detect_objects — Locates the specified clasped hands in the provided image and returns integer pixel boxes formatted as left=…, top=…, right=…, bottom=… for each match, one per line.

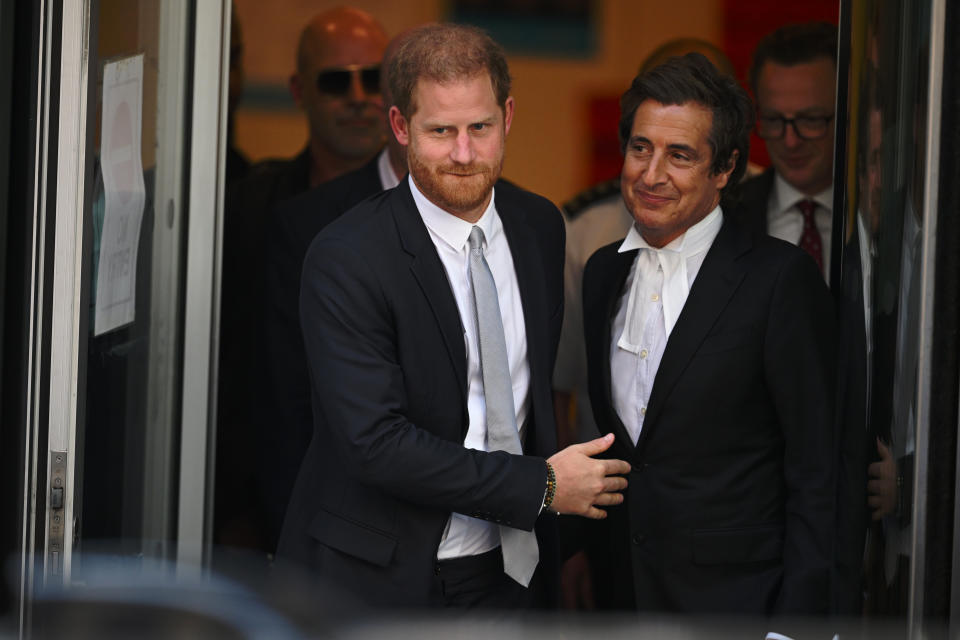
left=547, top=433, right=630, bottom=519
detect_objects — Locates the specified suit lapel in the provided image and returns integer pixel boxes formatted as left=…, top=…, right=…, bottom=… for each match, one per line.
left=497, top=194, right=545, bottom=379
left=635, top=218, right=751, bottom=453
left=391, top=181, right=469, bottom=414
left=598, top=248, right=640, bottom=453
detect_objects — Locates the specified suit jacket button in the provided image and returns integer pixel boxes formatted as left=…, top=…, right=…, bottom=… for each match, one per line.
left=632, top=533, right=645, bottom=545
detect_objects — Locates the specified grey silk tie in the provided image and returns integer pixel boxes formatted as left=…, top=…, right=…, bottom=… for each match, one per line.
left=467, top=225, right=539, bottom=587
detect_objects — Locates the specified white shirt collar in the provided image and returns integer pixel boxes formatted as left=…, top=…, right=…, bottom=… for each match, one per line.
left=408, top=174, right=498, bottom=253
left=772, top=172, right=833, bottom=215
left=377, top=148, right=401, bottom=191
left=616, top=205, right=723, bottom=350
left=618, top=204, right=722, bottom=258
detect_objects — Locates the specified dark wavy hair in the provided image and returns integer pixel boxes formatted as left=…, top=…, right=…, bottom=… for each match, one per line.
left=387, top=23, right=511, bottom=118
left=749, top=22, right=838, bottom=96
left=618, top=52, right=754, bottom=190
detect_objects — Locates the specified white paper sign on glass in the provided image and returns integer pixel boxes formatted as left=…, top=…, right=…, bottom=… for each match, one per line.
left=95, top=54, right=146, bottom=336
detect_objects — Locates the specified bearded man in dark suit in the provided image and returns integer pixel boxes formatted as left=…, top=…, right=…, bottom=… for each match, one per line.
left=581, top=53, right=836, bottom=618
left=278, top=23, right=630, bottom=609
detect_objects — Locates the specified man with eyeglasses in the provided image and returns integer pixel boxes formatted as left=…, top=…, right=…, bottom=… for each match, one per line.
left=735, top=22, right=838, bottom=281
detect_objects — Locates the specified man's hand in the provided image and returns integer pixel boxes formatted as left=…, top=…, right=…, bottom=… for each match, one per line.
left=547, top=433, right=630, bottom=518
left=867, top=438, right=896, bottom=520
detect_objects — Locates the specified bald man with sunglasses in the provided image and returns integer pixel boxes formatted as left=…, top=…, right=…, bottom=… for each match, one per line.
left=215, top=7, right=388, bottom=554
left=289, top=7, right=389, bottom=187
left=254, top=30, right=412, bottom=553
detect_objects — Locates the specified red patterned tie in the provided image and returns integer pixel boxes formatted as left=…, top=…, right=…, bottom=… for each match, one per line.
left=797, top=199, right=823, bottom=273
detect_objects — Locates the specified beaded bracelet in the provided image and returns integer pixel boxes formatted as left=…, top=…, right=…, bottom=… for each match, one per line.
left=544, top=461, right=557, bottom=512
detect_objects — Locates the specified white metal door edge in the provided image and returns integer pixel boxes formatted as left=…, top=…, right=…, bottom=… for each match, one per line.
left=140, top=0, right=190, bottom=556
left=908, top=0, right=946, bottom=635
left=176, top=0, right=228, bottom=577
left=45, top=0, right=92, bottom=584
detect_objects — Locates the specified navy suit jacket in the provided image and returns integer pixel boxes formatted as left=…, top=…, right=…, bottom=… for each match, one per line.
left=277, top=178, right=565, bottom=606
left=257, top=158, right=384, bottom=549
left=583, top=214, right=836, bottom=615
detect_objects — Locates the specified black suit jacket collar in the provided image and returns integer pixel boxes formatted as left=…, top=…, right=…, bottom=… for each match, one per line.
left=592, top=247, right=636, bottom=451
left=390, top=179, right=549, bottom=441
left=359, top=153, right=388, bottom=190
left=729, top=168, right=775, bottom=236
left=498, top=189, right=552, bottom=425
left=597, top=216, right=753, bottom=455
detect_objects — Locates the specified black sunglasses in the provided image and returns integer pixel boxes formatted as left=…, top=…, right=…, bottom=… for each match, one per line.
left=316, top=64, right=381, bottom=97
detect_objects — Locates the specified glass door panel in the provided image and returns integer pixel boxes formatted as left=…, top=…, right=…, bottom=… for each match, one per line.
left=837, top=0, right=946, bottom=632
left=76, top=0, right=192, bottom=565
left=33, top=0, right=218, bottom=590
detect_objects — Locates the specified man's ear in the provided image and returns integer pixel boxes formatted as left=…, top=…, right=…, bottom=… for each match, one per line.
left=503, top=96, right=515, bottom=135
left=389, top=106, right=410, bottom=146
left=289, top=73, right=303, bottom=108
left=715, top=149, right=739, bottom=190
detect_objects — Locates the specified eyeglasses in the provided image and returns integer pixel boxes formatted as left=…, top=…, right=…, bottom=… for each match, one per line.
left=756, top=113, right=834, bottom=140
left=316, top=64, right=381, bottom=97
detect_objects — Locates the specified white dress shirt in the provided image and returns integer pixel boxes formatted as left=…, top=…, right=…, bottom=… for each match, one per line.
left=376, top=148, right=401, bottom=190
left=767, top=173, right=833, bottom=278
left=610, top=206, right=722, bottom=444
left=408, top=176, right=531, bottom=560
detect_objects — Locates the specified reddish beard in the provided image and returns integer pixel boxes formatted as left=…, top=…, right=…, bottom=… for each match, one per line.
left=408, top=148, right=502, bottom=218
